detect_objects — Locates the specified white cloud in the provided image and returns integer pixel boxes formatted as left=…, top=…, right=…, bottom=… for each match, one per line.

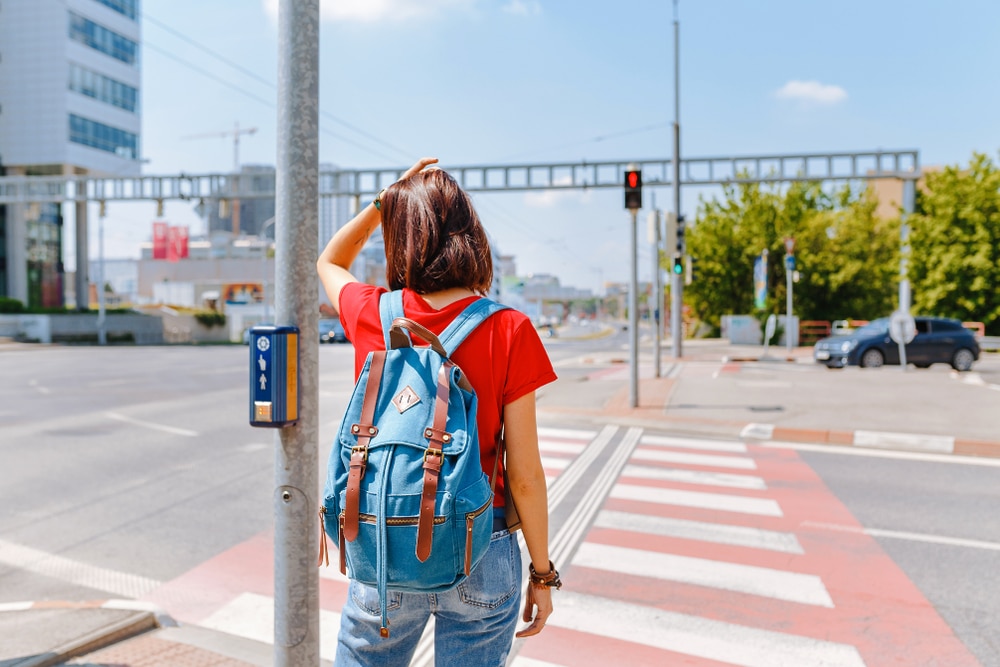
left=775, top=80, right=847, bottom=106
left=502, top=0, right=542, bottom=16
left=263, top=0, right=476, bottom=23
left=524, top=176, right=588, bottom=207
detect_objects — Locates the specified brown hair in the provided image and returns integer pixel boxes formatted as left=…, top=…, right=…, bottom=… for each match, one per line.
left=380, top=169, right=494, bottom=294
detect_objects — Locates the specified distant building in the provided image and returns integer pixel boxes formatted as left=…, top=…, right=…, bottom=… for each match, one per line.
left=0, top=0, right=142, bottom=308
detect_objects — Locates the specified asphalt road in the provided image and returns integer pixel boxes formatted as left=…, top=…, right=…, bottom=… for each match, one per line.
left=1, top=335, right=998, bottom=665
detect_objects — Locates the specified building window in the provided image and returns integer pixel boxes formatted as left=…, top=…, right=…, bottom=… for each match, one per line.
left=69, top=63, right=138, bottom=113
left=93, top=0, right=138, bottom=21
left=68, top=12, right=138, bottom=66
left=69, top=114, right=138, bottom=159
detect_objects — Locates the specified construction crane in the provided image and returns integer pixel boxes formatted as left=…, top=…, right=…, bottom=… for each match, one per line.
left=181, top=122, right=258, bottom=236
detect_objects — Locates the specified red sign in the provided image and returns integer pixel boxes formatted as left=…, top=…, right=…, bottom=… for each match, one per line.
left=167, top=225, right=189, bottom=262
left=152, top=222, right=168, bottom=260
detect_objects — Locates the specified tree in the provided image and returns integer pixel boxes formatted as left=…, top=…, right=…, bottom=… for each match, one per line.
left=908, top=153, right=1000, bottom=334
left=684, top=179, right=899, bottom=332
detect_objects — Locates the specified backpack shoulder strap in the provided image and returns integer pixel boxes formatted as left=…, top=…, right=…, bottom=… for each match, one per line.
left=439, top=298, right=510, bottom=357
left=378, top=290, right=405, bottom=348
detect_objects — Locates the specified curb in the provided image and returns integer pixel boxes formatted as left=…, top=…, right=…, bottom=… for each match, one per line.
left=740, top=422, right=1000, bottom=459
left=0, top=600, right=173, bottom=667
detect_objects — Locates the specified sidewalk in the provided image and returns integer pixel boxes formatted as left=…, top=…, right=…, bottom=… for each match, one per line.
left=0, top=600, right=278, bottom=667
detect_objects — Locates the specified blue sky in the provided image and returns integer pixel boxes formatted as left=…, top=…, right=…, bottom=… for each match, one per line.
left=90, top=0, right=1000, bottom=293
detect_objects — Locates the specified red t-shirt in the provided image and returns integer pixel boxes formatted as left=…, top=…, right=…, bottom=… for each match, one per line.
left=338, top=283, right=557, bottom=507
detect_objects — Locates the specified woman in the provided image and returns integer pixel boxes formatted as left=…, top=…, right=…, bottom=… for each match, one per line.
left=317, top=157, right=559, bottom=666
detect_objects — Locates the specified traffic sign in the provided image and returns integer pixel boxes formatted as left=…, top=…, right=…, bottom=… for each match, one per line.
left=889, top=310, right=916, bottom=345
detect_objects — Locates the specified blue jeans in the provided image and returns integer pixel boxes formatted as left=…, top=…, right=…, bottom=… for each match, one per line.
left=334, top=527, right=523, bottom=667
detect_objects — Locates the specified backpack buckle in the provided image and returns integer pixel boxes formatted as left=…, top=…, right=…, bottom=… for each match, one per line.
left=423, top=447, right=443, bottom=464
left=351, top=445, right=369, bottom=464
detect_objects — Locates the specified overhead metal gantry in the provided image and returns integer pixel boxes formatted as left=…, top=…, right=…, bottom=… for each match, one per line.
left=0, top=148, right=920, bottom=204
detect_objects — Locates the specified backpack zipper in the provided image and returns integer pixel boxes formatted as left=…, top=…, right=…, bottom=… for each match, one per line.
left=464, top=497, right=493, bottom=575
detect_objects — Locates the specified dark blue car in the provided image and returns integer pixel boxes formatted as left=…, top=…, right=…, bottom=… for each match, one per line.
left=813, top=316, right=979, bottom=371
left=319, top=319, right=348, bottom=344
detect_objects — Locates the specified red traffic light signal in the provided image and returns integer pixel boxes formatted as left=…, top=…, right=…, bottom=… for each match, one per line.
left=624, top=169, right=642, bottom=210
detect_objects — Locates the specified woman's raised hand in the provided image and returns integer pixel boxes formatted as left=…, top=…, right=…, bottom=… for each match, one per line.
left=401, top=157, right=439, bottom=181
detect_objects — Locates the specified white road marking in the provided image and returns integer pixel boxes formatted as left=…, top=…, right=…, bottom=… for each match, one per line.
left=802, top=521, right=1000, bottom=552
left=574, top=543, right=832, bottom=607
left=761, top=440, right=1000, bottom=467
left=548, top=592, right=864, bottom=667
left=200, top=592, right=341, bottom=661
left=0, top=538, right=161, bottom=598
left=640, top=434, right=747, bottom=453
left=740, top=423, right=775, bottom=440
left=537, top=440, right=586, bottom=455
left=853, top=430, right=955, bottom=453
left=621, top=463, right=766, bottom=490
left=631, top=447, right=757, bottom=469
left=106, top=411, right=199, bottom=437
left=596, top=510, right=803, bottom=554
left=540, top=456, right=571, bottom=470
left=611, top=483, right=782, bottom=516
left=29, top=379, right=51, bottom=395
left=537, top=426, right=597, bottom=440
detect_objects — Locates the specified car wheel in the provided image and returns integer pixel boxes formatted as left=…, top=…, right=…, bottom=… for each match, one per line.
left=951, top=348, right=975, bottom=372
left=860, top=348, right=884, bottom=368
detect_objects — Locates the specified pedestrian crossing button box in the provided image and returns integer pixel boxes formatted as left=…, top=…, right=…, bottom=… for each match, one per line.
left=249, top=325, right=299, bottom=428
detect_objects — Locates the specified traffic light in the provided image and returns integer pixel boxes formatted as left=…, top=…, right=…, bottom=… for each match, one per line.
left=672, top=255, right=684, bottom=275
left=624, top=168, right=642, bottom=210
left=686, top=256, right=697, bottom=285
left=676, top=214, right=686, bottom=255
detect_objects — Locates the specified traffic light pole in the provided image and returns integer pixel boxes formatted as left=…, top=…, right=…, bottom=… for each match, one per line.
left=670, top=4, right=683, bottom=358
left=629, top=207, right=640, bottom=408
left=274, top=1, right=319, bottom=665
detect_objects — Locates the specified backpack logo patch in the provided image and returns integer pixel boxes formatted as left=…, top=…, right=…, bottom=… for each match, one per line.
left=392, top=385, right=421, bottom=413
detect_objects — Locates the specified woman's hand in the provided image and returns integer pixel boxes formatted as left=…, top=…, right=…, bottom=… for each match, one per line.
left=515, top=583, right=553, bottom=638
left=400, top=157, right=439, bottom=181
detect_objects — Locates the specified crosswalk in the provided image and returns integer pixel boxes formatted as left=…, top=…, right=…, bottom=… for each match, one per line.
left=143, top=426, right=981, bottom=666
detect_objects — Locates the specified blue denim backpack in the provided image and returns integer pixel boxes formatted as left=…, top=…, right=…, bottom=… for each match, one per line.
left=319, top=290, right=508, bottom=638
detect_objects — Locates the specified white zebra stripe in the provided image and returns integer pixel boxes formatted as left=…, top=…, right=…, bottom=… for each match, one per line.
left=573, top=543, right=834, bottom=607
left=620, top=464, right=766, bottom=490
left=200, top=592, right=342, bottom=661
left=631, top=448, right=757, bottom=469
left=594, top=510, right=803, bottom=554
left=640, top=434, right=748, bottom=453
left=611, top=483, right=782, bottom=516
left=548, top=591, right=865, bottom=667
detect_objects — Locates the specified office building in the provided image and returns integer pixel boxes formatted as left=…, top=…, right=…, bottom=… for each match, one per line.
left=0, top=0, right=142, bottom=307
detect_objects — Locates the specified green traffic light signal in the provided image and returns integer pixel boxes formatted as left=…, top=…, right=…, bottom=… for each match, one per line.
left=672, top=257, right=684, bottom=274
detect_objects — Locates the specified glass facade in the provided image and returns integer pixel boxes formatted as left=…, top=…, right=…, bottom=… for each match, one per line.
left=26, top=204, right=64, bottom=309
left=69, top=114, right=138, bottom=159
left=94, top=0, right=139, bottom=21
left=68, top=12, right=138, bottom=66
left=69, top=63, right=139, bottom=113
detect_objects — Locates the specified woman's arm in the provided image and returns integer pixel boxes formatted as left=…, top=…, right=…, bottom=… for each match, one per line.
left=503, top=391, right=554, bottom=637
left=316, top=157, right=438, bottom=312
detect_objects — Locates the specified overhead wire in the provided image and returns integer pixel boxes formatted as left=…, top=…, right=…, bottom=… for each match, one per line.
left=142, top=13, right=413, bottom=164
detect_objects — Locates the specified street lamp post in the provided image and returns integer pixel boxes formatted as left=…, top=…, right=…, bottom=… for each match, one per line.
left=261, top=216, right=275, bottom=322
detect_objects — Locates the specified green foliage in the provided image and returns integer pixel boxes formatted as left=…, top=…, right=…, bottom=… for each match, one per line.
left=0, top=297, right=26, bottom=313
left=684, top=179, right=899, bottom=330
left=194, top=310, right=227, bottom=328
left=908, top=153, right=1000, bottom=335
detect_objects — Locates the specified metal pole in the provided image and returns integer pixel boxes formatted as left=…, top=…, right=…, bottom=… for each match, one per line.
left=670, top=5, right=683, bottom=359
left=650, top=208, right=662, bottom=377
left=629, top=208, right=639, bottom=408
left=275, top=1, right=319, bottom=665
left=785, top=258, right=793, bottom=356
left=97, top=203, right=106, bottom=345
left=898, top=176, right=916, bottom=371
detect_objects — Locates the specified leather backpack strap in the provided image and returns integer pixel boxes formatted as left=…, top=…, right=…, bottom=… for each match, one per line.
left=344, top=350, right=386, bottom=542
left=415, top=362, right=454, bottom=561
